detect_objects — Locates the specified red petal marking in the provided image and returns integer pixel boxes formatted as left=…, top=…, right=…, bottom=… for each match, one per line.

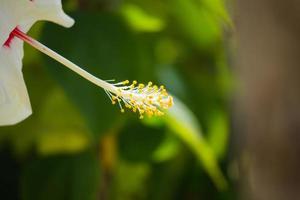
left=3, top=5, right=34, bottom=47
left=3, top=27, right=32, bottom=48
left=3, top=27, right=19, bottom=48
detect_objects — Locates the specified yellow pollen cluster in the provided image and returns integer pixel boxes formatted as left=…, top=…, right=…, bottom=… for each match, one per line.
left=104, top=80, right=173, bottom=119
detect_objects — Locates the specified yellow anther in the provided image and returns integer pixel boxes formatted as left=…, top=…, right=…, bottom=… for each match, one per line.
left=138, top=84, right=145, bottom=89
left=147, top=111, right=153, bottom=117
left=106, top=79, right=172, bottom=119
left=130, top=99, right=135, bottom=104
left=123, top=80, right=129, bottom=84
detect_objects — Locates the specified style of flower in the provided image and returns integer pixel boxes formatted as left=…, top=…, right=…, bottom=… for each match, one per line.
left=0, top=0, right=173, bottom=126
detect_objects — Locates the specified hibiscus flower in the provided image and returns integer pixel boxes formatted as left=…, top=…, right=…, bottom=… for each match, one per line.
left=0, top=0, right=173, bottom=126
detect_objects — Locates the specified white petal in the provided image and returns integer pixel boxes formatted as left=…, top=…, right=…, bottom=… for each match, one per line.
left=32, top=0, right=75, bottom=27
left=0, top=6, right=20, bottom=49
left=0, top=48, right=32, bottom=126
left=0, top=0, right=74, bottom=45
left=0, top=0, right=74, bottom=125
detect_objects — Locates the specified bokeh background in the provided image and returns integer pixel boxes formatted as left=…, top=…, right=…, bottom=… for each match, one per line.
left=0, top=0, right=235, bottom=199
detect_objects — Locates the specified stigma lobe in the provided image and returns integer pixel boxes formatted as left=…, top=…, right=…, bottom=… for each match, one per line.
left=3, top=27, right=32, bottom=48
left=3, top=27, right=21, bottom=48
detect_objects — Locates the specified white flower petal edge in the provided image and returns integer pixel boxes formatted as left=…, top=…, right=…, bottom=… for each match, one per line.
left=0, top=0, right=74, bottom=125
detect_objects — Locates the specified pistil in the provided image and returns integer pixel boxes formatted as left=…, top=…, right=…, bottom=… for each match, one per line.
left=10, top=27, right=173, bottom=118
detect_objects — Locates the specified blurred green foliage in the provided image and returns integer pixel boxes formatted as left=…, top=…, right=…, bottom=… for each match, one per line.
left=0, top=0, right=235, bottom=199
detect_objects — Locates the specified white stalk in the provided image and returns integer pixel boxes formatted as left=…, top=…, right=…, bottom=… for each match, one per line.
left=14, top=29, right=118, bottom=94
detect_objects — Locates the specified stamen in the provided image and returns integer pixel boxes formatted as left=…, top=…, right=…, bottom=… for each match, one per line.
left=11, top=28, right=173, bottom=118
left=105, top=79, right=116, bottom=82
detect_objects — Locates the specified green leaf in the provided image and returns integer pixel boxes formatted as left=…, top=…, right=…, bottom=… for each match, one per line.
left=121, top=4, right=165, bottom=32
left=118, top=122, right=166, bottom=162
left=168, top=0, right=229, bottom=49
left=112, top=161, right=150, bottom=200
left=207, top=110, right=229, bottom=159
left=152, top=132, right=180, bottom=162
left=170, top=0, right=220, bottom=48
left=164, top=97, right=227, bottom=190
left=21, top=152, right=100, bottom=200
left=201, top=0, right=232, bottom=26
left=37, top=88, right=91, bottom=155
